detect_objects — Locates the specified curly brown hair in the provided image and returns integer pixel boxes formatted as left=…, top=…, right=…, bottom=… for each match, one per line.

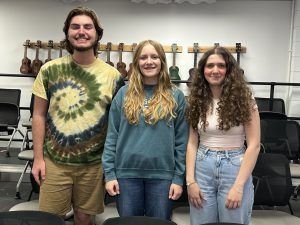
left=186, top=46, right=256, bottom=131
left=62, top=6, right=103, bottom=56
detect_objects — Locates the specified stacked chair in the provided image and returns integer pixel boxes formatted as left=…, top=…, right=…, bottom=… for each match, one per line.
left=256, top=97, right=300, bottom=200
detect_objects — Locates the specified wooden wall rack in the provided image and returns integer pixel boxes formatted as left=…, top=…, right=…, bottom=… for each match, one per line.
left=23, top=41, right=183, bottom=53
left=187, top=45, right=247, bottom=53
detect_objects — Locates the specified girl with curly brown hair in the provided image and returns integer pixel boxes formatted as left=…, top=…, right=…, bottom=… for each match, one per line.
left=185, top=46, right=260, bottom=225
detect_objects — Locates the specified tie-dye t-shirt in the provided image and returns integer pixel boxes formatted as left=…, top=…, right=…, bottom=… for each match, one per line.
left=32, top=55, right=123, bottom=165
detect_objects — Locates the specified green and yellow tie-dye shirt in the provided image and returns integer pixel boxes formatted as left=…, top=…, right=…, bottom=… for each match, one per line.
left=32, top=55, right=123, bottom=165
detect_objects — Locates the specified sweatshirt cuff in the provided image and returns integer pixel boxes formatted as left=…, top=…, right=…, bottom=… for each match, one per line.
left=104, top=171, right=117, bottom=182
left=172, top=174, right=184, bottom=186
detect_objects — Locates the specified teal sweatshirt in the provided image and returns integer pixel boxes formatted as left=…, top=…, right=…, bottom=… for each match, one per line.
left=102, top=84, right=188, bottom=185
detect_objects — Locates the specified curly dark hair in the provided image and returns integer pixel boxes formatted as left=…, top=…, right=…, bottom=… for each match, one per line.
left=62, top=6, right=103, bottom=56
left=186, top=46, right=256, bottom=131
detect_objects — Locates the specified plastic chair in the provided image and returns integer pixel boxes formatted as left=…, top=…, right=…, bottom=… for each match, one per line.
left=0, top=210, right=64, bottom=225
left=102, top=216, right=177, bottom=225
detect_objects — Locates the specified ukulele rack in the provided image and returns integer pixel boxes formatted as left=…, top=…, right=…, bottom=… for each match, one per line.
left=187, top=43, right=246, bottom=53
left=23, top=41, right=183, bottom=53
left=23, top=41, right=246, bottom=54
left=23, top=41, right=65, bottom=49
left=98, top=43, right=182, bottom=53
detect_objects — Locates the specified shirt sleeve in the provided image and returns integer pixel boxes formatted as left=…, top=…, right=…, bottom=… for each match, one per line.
left=102, top=89, right=122, bottom=181
left=172, top=90, right=188, bottom=185
left=32, top=67, right=48, bottom=100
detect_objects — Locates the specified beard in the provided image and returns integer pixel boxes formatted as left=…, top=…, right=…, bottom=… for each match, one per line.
left=73, top=45, right=94, bottom=52
left=69, top=35, right=98, bottom=53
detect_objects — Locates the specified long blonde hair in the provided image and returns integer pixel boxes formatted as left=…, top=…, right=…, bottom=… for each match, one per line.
left=124, top=40, right=177, bottom=125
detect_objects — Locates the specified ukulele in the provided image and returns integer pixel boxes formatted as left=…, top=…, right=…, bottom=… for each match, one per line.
left=31, top=40, right=43, bottom=76
left=127, top=43, right=137, bottom=79
left=236, top=43, right=241, bottom=65
left=45, top=40, right=53, bottom=63
left=58, top=40, right=64, bottom=58
left=169, top=43, right=181, bottom=80
left=187, top=43, right=199, bottom=87
left=106, top=42, right=114, bottom=66
left=117, top=43, right=127, bottom=78
left=20, top=40, right=32, bottom=74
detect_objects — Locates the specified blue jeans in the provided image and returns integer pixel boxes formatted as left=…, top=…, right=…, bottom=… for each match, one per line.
left=117, top=178, right=173, bottom=220
left=190, top=144, right=254, bottom=225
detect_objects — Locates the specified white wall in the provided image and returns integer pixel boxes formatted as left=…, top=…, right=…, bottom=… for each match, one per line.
left=287, top=0, right=300, bottom=116
left=0, top=0, right=298, bottom=146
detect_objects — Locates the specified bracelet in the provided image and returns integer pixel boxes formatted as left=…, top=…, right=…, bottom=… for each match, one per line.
left=186, top=181, right=197, bottom=187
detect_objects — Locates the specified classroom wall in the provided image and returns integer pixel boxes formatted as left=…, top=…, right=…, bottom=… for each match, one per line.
left=0, top=0, right=298, bottom=146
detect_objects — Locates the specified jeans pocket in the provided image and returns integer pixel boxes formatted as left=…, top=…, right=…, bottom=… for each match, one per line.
left=196, top=148, right=206, bottom=161
left=229, top=154, right=244, bottom=167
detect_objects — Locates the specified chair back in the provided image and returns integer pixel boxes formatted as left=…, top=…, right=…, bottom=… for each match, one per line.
left=259, top=111, right=287, bottom=120
left=285, top=120, right=300, bottom=161
left=0, top=210, right=64, bottom=225
left=103, top=216, right=177, bottom=225
left=0, top=88, right=21, bottom=134
left=253, top=153, right=293, bottom=207
left=0, top=88, right=21, bottom=106
left=255, top=97, right=286, bottom=114
left=260, top=118, right=300, bottom=161
left=0, top=103, right=20, bottom=134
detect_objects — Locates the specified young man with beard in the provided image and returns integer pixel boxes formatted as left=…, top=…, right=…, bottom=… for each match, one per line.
left=31, top=7, right=123, bottom=225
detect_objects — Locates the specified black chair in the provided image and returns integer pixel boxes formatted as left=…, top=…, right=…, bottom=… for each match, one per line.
left=252, top=153, right=294, bottom=214
left=0, top=210, right=64, bottom=225
left=255, top=97, right=286, bottom=114
left=102, top=216, right=177, bottom=225
left=260, top=118, right=299, bottom=161
left=0, top=88, right=23, bottom=157
left=0, top=102, right=24, bottom=157
left=251, top=153, right=300, bottom=224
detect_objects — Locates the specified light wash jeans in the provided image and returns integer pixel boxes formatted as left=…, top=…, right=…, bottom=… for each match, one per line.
left=117, top=178, right=173, bottom=220
left=190, top=144, right=254, bottom=225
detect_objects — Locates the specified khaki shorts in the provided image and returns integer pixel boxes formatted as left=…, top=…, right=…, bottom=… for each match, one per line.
left=39, top=156, right=104, bottom=216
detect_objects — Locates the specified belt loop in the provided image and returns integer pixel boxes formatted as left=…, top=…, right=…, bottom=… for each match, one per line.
left=205, top=146, right=209, bottom=154
left=225, top=150, right=229, bottom=159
